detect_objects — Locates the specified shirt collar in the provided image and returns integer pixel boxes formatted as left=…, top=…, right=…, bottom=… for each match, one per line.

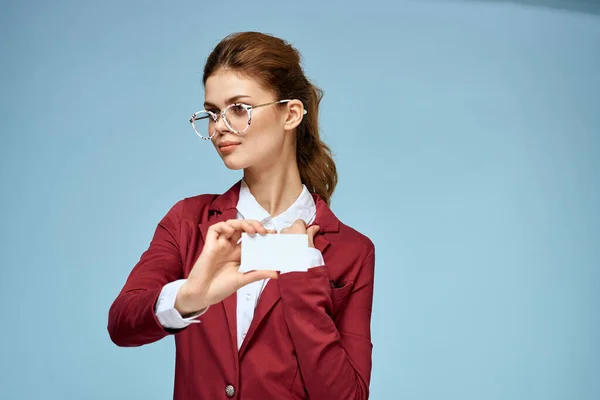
left=236, top=179, right=317, bottom=229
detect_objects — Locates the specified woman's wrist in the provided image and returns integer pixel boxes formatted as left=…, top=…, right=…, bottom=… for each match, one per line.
left=175, top=281, right=209, bottom=317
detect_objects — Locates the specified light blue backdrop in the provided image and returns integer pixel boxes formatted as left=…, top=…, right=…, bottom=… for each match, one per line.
left=1, top=0, right=599, bottom=399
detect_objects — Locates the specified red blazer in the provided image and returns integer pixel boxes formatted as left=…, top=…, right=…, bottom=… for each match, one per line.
left=108, top=181, right=376, bottom=399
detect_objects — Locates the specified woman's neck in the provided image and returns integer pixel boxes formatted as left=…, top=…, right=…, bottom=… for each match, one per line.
left=243, top=160, right=303, bottom=218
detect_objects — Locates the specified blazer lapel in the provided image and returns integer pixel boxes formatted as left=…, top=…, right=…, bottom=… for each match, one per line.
left=238, top=277, right=280, bottom=357
left=198, top=182, right=241, bottom=356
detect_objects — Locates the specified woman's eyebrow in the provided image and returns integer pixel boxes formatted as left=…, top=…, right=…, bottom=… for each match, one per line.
left=204, top=95, right=252, bottom=109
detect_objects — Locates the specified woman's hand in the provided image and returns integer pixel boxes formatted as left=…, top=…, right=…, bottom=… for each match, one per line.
left=175, top=219, right=278, bottom=316
left=280, top=219, right=320, bottom=248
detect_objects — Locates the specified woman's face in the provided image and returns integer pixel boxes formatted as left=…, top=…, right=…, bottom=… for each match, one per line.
left=203, top=69, right=292, bottom=171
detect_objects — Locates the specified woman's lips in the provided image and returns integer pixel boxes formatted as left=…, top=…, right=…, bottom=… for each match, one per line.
left=219, top=142, right=240, bottom=154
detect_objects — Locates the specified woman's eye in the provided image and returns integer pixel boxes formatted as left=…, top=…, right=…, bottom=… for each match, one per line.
left=230, top=105, right=247, bottom=115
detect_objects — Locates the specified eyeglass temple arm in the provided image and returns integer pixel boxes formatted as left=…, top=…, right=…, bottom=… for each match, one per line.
left=190, top=112, right=213, bottom=122
left=252, top=99, right=308, bottom=115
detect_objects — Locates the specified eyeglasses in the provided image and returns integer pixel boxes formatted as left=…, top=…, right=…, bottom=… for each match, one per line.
left=189, top=99, right=307, bottom=141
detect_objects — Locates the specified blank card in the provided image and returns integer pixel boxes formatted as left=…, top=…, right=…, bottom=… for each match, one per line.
left=239, top=233, right=308, bottom=273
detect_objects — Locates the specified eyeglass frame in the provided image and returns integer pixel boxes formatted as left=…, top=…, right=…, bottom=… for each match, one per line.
left=189, top=99, right=307, bottom=141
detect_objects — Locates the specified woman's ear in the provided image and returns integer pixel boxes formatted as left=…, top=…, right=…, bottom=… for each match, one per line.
left=283, top=100, right=305, bottom=131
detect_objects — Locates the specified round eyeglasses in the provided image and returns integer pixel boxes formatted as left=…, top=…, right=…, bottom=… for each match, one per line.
left=189, top=99, right=307, bottom=141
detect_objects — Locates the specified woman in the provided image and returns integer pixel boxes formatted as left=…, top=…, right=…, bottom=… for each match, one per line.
left=108, top=31, right=375, bottom=400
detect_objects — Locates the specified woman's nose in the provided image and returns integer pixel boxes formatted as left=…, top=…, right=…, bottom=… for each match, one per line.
left=214, top=114, right=230, bottom=134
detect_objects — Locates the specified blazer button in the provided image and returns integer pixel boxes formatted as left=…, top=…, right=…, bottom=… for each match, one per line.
left=225, top=384, right=235, bottom=398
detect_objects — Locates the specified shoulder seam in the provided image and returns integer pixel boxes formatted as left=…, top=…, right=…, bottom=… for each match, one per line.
left=360, top=244, right=375, bottom=270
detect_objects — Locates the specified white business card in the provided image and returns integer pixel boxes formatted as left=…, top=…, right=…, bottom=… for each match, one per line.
left=239, top=233, right=309, bottom=273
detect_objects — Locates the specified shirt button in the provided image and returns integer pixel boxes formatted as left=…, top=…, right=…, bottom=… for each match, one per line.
left=225, top=384, right=235, bottom=397
left=242, top=332, right=246, bottom=339
left=246, top=293, right=251, bottom=300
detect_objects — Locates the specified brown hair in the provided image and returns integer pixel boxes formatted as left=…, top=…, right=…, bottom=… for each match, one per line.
left=203, top=32, right=338, bottom=205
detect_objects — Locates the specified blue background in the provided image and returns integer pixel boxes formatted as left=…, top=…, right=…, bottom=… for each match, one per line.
left=1, top=0, right=599, bottom=399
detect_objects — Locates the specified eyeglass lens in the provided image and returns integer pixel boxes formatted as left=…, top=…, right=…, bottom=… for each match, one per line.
left=193, top=104, right=249, bottom=137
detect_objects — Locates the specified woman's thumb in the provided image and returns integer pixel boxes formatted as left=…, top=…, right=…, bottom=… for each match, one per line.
left=307, top=225, right=320, bottom=241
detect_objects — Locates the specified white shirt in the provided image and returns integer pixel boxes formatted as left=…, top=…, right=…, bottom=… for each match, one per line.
left=155, top=180, right=324, bottom=349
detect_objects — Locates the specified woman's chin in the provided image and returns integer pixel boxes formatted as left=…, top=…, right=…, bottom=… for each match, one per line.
left=221, top=156, right=248, bottom=171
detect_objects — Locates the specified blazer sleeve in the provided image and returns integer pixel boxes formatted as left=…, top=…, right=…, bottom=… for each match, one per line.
left=107, top=200, right=187, bottom=347
left=278, top=245, right=375, bottom=400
